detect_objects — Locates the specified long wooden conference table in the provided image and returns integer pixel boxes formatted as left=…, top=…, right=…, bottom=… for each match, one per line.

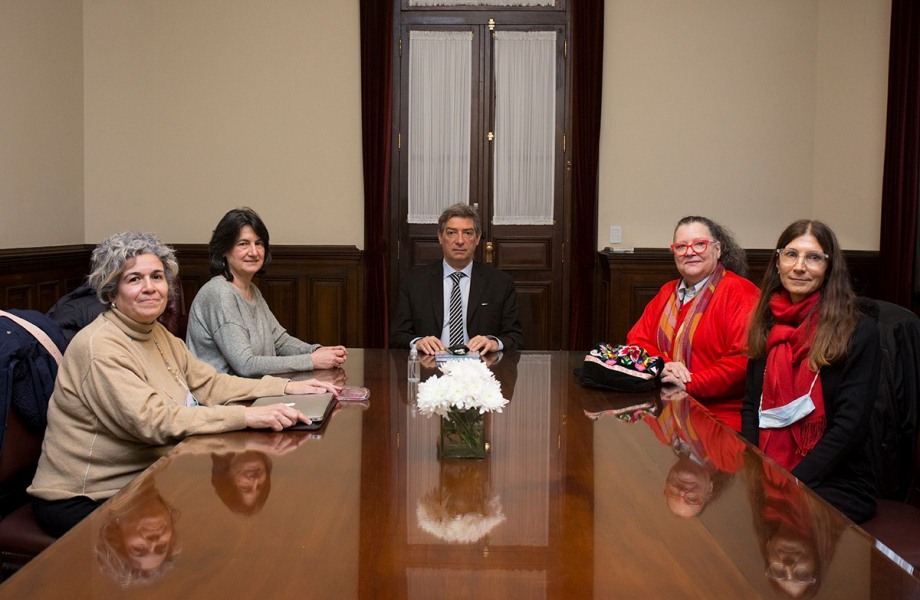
left=1, top=350, right=918, bottom=598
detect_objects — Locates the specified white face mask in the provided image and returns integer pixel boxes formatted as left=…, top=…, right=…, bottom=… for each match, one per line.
left=758, top=371, right=820, bottom=429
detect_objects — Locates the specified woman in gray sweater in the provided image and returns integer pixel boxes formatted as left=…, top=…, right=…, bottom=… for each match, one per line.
left=187, top=208, right=347, bottom=376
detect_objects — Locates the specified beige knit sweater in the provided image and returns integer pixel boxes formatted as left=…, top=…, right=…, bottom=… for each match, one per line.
left=28, top=309, right=287, bottom=502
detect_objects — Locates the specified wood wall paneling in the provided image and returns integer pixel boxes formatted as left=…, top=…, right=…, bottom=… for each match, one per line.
left=410, top=240, right=443, bottom=267
left=516, top=282, right=551, bottom=351
left=171, top=244, right=364, bottom=348
left=495, top=240, right=551, bottom=270
left=262, top=278, right=298, bottom=337
left=0, top=246, right=91, bottom=312
left=2, top=244, right=882, bottom=354
left=0, top=245, right=364, bottom=349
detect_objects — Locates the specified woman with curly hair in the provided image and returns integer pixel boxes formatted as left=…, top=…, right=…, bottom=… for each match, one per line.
left=627, top=216, right=759, bottom=431
left=29, top=231, right=339, bottom=536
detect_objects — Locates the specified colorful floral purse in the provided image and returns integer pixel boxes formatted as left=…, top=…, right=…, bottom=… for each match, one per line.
left=575, top=343, right=664, bottom=392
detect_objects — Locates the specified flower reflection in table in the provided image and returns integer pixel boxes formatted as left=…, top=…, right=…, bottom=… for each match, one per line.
left=416, top=460, right=506, bottom=545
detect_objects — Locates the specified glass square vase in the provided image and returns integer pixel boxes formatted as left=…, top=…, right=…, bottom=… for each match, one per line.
left=438, top=408, right=486, bottom=459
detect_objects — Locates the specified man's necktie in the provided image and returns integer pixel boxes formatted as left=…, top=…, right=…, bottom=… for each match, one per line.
left=680, top=286, right=697, bottom=306
left=449, top=271, right=465, bottom=347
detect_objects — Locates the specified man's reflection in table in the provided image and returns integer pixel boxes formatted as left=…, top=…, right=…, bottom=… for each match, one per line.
left=95, top=478, right=179, bottom=587
left=746, top=455, right=843, bottom=599
left=644, top=387, right=746, bottom=517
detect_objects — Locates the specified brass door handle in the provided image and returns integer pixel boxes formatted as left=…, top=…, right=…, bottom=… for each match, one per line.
left=485, top=241, right=494, bottom=265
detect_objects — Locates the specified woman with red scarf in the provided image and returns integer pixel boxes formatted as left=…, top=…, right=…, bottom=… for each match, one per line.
left=742, top=220, right=880, bottom=523
left=627, top=216, right=759, bottom=432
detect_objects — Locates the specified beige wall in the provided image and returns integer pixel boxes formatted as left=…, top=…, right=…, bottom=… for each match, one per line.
left=83, top=0, right=364, bottom=246
left=598, top=0, right=891, bottom=251
left=0, top=1, right=893, bottom=252
left=0, top=0, right=83, bottom=249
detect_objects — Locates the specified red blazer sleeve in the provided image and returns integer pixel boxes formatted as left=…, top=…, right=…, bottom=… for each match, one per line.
left=683, top=274, right=759, bottom=401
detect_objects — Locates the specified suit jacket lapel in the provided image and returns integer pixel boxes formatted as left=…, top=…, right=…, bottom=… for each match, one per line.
left=467, top=262, right=485, bottom=324
left=427, top=262, right=445, bottom=330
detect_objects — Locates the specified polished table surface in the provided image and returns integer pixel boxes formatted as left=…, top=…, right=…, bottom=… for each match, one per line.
left=1, top=350, right=918, bottom=598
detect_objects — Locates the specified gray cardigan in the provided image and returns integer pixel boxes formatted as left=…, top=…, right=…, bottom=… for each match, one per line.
left=186, top=276, right=320, bottom=376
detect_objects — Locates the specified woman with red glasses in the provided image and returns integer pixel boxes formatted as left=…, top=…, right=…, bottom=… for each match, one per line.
left=627, top=216, right=759, bottom=432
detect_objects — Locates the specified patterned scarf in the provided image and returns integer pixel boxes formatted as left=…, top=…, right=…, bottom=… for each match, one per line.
left=759, top=290, right=826, bottom=471
left=646, top=400, right=710, bottom=466
left=656, top=263, right=726, bottom=369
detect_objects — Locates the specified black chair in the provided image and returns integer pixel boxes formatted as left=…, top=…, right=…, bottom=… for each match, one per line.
left=0, top=406, right=55, bottom=578
left=860, top=299, right=920, bottom=569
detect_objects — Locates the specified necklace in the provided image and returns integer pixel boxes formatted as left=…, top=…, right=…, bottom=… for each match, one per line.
left=152, top=338, right=199, bottom=407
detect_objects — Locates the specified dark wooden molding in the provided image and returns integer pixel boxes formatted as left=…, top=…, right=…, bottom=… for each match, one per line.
left=596, top=248, right=882, bottom=345
left=0, top=244, right=366, bottom=348
left=0, top=245, right=92, bottom=312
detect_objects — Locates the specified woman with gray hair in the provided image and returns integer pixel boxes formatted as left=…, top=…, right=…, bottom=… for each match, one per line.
left=28, top=231, right=338, bottom=536
left=626, top=216, right=759, bottom=432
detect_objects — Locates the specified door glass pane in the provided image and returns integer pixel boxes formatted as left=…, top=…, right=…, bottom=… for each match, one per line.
left=408, top=31, right=473, bottom=224
left=492, top=31, right=556, bottom=225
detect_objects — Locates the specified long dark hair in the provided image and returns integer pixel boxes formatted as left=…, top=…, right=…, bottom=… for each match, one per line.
left=674, top=216, right=748, bottom=277
left=747, top=220, right=858, bottom=368
left=208, top=207, right=272, bottom=280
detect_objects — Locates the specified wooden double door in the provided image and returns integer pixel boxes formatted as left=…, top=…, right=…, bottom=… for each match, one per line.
left=391, top=4, right=571, bottom=350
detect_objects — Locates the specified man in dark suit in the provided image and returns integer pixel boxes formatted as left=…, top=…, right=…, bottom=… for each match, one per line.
left=390, top=204, right=524, bottom=355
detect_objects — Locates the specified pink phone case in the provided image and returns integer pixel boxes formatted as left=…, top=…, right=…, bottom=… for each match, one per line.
left=335, top=386, right=370, bottom=402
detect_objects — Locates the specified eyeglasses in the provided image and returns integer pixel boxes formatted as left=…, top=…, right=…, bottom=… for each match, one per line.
left=670, top=239, right=716, bottom=256
left=663, top=485, right=705, bottom=506
left=776, top=248, right=828, bottom=268
left=765, top=563, right=817, bottom=585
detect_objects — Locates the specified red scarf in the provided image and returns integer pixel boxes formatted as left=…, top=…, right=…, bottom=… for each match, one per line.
left=759, top=290, right=826, bottom=470
left=656, top=263, right=726, bottom=369
left=761, top=462, right=813, bottom=540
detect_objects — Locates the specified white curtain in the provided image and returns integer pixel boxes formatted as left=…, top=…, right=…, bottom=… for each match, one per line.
left=493, top=31, right=556, bottom=225
left=408, top=31, right=473, bottom=224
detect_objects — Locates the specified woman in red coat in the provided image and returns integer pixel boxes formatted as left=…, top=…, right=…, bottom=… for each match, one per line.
left=627, top=216, right=759, bottom=432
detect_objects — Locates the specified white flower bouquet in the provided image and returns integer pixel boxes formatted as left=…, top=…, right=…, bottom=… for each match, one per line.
left=416, top=359, right=509, bottom=417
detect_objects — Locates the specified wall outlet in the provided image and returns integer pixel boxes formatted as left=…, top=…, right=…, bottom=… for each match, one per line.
left=609, top=225, right=622, bottom=244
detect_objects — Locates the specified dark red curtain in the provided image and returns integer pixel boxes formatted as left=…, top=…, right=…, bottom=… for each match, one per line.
left=360, top=1, right=394, bottom=348
left=568, top=0, right=604, bottom=349
left=879, top=0, right=920, bottom=310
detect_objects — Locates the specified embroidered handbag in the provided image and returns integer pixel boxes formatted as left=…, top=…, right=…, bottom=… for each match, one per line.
left=575, top=343, right=664, bottom=392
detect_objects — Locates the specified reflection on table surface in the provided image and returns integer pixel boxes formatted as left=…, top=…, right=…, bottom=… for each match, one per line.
left=1, top=350, right=917, bottom=599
